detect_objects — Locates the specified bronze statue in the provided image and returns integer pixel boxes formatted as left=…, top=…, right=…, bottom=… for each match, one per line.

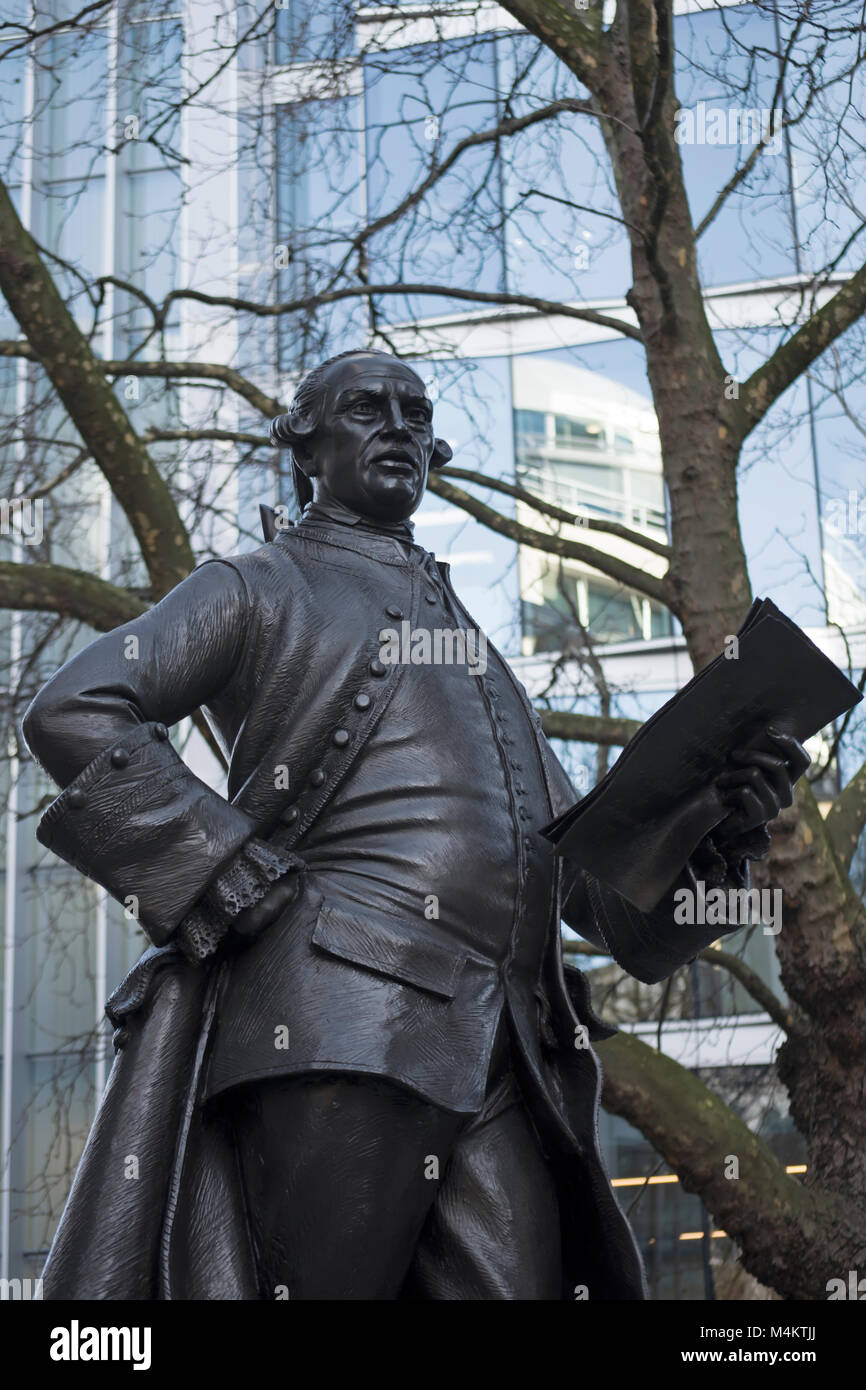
left=22, top=349, right=808, bottom=1300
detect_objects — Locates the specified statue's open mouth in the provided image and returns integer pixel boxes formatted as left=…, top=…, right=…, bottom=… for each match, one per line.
left=372, top=453, right=417, bottom=475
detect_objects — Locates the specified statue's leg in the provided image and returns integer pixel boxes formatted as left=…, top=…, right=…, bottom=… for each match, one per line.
left=402, top=1084, right=562, bottom=1300
left=224, top=1071, right=465, bottom=1300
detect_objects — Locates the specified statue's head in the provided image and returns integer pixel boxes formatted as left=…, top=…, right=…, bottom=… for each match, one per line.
left=270, top=349, right=453, bottom=522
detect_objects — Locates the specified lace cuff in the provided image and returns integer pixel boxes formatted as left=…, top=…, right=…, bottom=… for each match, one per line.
left=688, top=828, right=759, bottom=891
left=177, top=837, right=304, bottom=963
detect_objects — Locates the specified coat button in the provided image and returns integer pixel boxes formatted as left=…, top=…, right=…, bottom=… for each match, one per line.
left=332, top=729, right=350, bottom=747
left=110, top=748, right=130, bottom=768
left=385, top=604, right=403, bottom=619
left=353, top=692, right=371, bottom=711
left=280, top=806, right=299, bottom=825
left=68, top=788, right=87, bottom=809
left=424, top=592, right=436, bottom=605
left=154, top=722, right=168, bottom=740
left=309, top=768, right=326, bottom=787
left=369, top=659, right=387, bottom=677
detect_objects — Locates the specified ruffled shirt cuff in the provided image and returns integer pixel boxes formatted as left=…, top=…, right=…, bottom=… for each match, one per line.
left=688, top=822, right=771, bottom=894
left=177, top=838, right=304, bottom=963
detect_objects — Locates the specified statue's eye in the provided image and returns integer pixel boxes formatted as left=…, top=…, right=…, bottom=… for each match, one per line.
left=352, top=401, right=376, bottom=416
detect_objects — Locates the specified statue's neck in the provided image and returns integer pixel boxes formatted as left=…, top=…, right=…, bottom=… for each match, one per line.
left=301, top=493, right=416, bottom=541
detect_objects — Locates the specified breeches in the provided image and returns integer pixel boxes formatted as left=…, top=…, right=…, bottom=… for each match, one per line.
left=223, top=1026, right=562, bottom=1300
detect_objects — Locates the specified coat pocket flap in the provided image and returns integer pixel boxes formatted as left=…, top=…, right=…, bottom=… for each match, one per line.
left=312, top=905, right=465, bottom=1000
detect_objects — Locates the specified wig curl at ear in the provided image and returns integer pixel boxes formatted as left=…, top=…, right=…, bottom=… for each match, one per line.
left=431, top=437, right=453, bottom=470
left=270, top=348, right=399, bottom=453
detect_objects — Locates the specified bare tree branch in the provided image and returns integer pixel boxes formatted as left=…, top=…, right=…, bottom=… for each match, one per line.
left=0, top=180, right=195, bottom=597
left=0, top=0, right=112, bottom=58
left=142, top=427, right=271, bottom=447
left=694, top=7, right=812, bottom=240
left=538, top=709, right=642, bottom=747
left=563, top=938, right=793, bottom=1031
left=594, top=1028, right=856, bottom=1300
left=334, top=96, right=598, bottom=270
left=739, top=260, right=866, bottom=436
left=825, top=762, right=866, bottom=873
left=151, top=282, right=643, bottom=343
left=427, top=473, right=671, bottom=605
left=0, top=342, right=286, bottom=420
left=441, top=465, right=672, bottom=558
left=0, top=561, right=147, bottom=630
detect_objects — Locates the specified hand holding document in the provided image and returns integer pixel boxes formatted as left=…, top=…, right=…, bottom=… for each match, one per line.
left=540, top=599, right=863, bottom=911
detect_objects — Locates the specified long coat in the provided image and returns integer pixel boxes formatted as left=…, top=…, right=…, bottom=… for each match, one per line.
left=23, top=521, right=740, bottom=1300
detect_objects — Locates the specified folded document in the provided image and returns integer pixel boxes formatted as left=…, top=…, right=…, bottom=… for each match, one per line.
left=540, top=598, right=863, bottom=911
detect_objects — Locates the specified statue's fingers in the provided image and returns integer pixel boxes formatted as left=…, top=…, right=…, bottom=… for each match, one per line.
left=718, top=775, right=778, bottom=830
left=766, top=727, right=811, bottom=779
left=232, top=904, right=266, bottom=937
left=233, top=877, right=300, bottom=937
left=729, top=749, right=793, bottom=808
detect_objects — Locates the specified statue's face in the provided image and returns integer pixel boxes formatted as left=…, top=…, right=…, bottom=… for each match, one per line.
left=304, top=357, right=435, bottom=522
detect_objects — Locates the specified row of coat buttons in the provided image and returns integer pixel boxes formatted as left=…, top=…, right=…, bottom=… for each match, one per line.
left=307, top=724, right=353, bottom=790
left=281, top=594, right=425, bottom=823
left=67, top=722, right=169, bottom=809
left=384, top=595, right=441, bottom=613
left=277, top=614, right=400, bottom=826
left=482, top=678, right=533, bottom=852
left=373, top=600, right=410, bottom=675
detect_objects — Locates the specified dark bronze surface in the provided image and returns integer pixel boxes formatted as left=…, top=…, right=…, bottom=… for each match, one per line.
left=21, top=350, right=806, bottom=1300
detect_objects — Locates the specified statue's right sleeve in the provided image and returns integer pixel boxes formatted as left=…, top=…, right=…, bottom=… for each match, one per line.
left=20, top=559, right=261, bottom=948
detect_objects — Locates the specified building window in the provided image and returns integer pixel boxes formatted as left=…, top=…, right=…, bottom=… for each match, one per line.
left=554, top=413, right=605, bottom=447
left=514, top=408, right=546, bottom=445
left=274, top=0, right=355, bottom=65
left=522, top=570, right=674, bottom=653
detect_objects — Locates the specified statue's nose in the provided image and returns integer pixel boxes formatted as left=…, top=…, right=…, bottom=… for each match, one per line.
left=383, top=399, right=411, bottom=434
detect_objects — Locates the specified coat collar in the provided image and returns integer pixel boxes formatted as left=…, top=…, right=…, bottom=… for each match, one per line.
left=299, top=497, right=416, bottom=542
left=285, top=499, right=440, bottom=572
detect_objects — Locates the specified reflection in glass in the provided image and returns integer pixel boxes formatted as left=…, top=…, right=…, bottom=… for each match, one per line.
left=512, top=355, right=671, bottom=654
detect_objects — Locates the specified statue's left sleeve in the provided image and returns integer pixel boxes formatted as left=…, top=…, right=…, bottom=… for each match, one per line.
left=561, top=846, right=751, bottom=985
left=537, top=734, right=757, bottom=984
